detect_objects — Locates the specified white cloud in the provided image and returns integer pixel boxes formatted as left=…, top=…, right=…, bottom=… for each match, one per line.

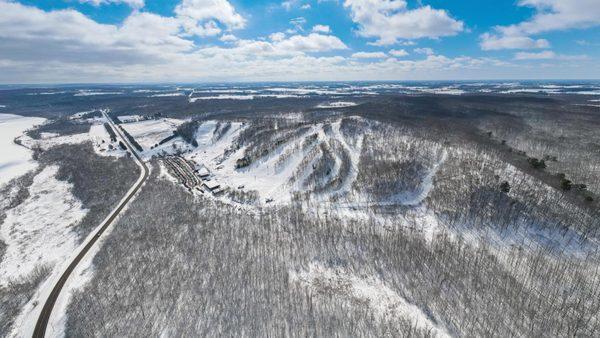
left=0, top=0, right=597, bottom=83
left=0, top=0, right=200, bottom=68
left=389, top=49, right=408, bottom=57
left=175, top=0, right=246, bottom=37
left=79, top=0, right=144, bottom=8
left=344, top=0, right=464, bottom=45
left=480, top=33, right=549, bottom=50
left=414, top=47, right=434, bottom=55
left=480, top=0, right=600, bottom=50
left=275, top=33, right=348, bottom=52
left=312, top=24, right=331, bottom=33
left=220, top=33, right=238, bottom=42
left=269, top=32, right=286, bottom=42
left=514, top=50, right=556, bottom=60
left=290, top=17, right=307, bottom=31
left=282, top=0, right=311, bottom=11
left=511, top=0, right=600, bottom=35
left=576, top=39, right=600, bottom=46
left=514, top=50, right=589, bottom=61
left=351, top=51, right=387, bottom=58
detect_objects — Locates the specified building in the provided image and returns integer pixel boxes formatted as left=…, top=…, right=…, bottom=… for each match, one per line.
left=203, top=180, right=220, bottom=192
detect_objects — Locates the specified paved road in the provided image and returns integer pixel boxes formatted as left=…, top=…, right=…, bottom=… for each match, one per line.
left=33, top=111, right=149, bottom=338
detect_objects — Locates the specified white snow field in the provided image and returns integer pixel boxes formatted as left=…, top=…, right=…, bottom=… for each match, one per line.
left=316, top=101, right=358, bottom=108
left=0, top=113, right=46, bottom=187
left=120, top=118, right=184, bottom=150
left=161, top=117, right=448, bottom=211
left=16, top=118, right=128, bottom=158
left=177, top=119, right=365, bottom=205
left=0, top=166, right=87, bottom=286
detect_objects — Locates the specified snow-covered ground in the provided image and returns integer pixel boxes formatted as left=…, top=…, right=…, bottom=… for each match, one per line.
left=177, top=119, right=365, bottom=205
left=0, top=113, right=46, bottom=187
left=5, top=112, right=149, bottom=338
left=120, top=118, right=184, bottom=150
left=16, top=117, right=127, bottom=158
left=0, top=166, right=87, bottom=286
left=150, top=92, right=184, bottom=97
left=188, top=94, right=306, bottom=102
left=74, top=90, right=123, bottom=96
left=189, top=94, right=254, bottom=102
left=117, top=115, right=144, bottom=123
left=316, top=101, right=358, bottom=108
left=290, top=262, right=450, bottom=337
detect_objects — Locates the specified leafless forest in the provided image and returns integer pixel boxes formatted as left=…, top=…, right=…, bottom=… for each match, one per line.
left=1, top=121, right=138, bottom=336
left=65, top=163, right=600, bottom=337
left=1, top=89, right=599, bottom=337
left=65, top=97, right=600, bottom=337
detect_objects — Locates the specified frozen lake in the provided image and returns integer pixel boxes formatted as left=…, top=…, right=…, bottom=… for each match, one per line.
left=0, top=113, right=46, bottom=187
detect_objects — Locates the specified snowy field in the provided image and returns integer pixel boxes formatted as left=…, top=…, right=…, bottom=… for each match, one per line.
left=0, top=166, right=87, bottom=286
left=180, top=120, right=350, bottom=205
left=290, top=262, right=451, bottom=337
left=316, top=101, right=358, bottom=108
left=0, top=114, right=46, bottom=187
left=140, top=117, right=449, bottom=213
left=121, top=118, right=184, bottom=150
left=16, top=117, right=127, bottom=159
left=0, top=111, right=143, bottom=337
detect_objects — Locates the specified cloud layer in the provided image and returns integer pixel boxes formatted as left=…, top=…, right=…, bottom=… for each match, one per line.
left=344, top=0, right=464, bottom=45
left=480, top=0, right=600, bottom=50
left=0, top=0, right=597, bottom=82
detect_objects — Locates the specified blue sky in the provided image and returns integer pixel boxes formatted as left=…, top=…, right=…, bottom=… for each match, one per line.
left=0, top=0, right=599, bottom=83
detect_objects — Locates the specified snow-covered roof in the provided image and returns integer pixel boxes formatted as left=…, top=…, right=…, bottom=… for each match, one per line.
left=198, top=167, right=210, bottom=176
left=204, top=181, right=220, bottom=190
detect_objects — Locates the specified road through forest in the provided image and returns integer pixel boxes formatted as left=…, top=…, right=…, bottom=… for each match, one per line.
left=33, top=111, right=149, bottom=337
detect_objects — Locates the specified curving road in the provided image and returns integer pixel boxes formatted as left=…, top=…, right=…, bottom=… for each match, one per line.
left=33, top=111, right=149, bottom=338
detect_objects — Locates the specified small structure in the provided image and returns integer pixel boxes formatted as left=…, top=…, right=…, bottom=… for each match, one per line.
left=198, top=167, right=210, bottom=178
left=203, top=180, right=220, bottom=192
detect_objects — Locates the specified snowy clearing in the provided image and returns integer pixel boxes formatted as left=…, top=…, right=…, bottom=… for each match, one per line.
left=16, top=119, right=126, bottom=158
left=316, top=101, right=358, bottom=108
left=290, top=262, right=450, bottom=337
left=0, top=113, right=46, bottom=187
left=117, top=115, right=144, bottom=123
left=150, top=92, right=185, bottom=97
left=120, top=118, right=184, bottom=150
left=0, top=166, right=87, bottom=286
left=74, top=90, right=123, bottom=96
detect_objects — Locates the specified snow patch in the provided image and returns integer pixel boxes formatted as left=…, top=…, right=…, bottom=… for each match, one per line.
left=74, top=90, right=123, bottom=96
left=120, top=118, right=184, bottom=151
left=118, top=115, right=145, bottom=123
left=290, top=262, right=450, bottom=337
left=189, top=94, right=255, bottom=102
left=316, top=101, right=358, bottom=108
left=0, top=165, right=87, bottom=286
left=150, top=92, right=185, bottom=97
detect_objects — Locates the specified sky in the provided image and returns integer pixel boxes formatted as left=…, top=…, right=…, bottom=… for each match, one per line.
left=0, top=0, right=599, bottom=83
